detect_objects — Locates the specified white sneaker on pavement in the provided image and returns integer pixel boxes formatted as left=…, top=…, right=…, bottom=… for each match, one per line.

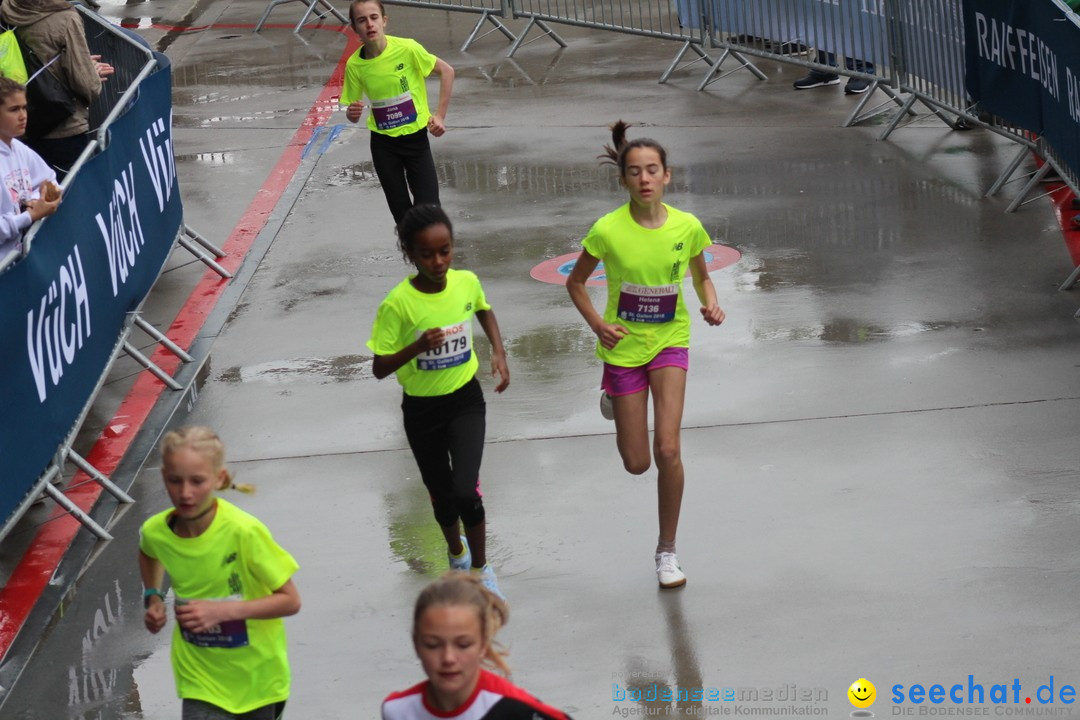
left=655, top=552, right=687, bottom=588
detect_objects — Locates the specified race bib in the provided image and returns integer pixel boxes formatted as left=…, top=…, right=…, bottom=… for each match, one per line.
left=177, top=595, right=249, bottom=649
left=416, top=321, right=472, bottom=370
left=617, top=282, right=679, bottom=323
left=371, top=91, right=418, bottom=131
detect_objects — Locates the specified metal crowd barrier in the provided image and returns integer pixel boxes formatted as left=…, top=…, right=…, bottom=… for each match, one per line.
left=383, top=0, right=519, bottom=52
left=0, top=9, right=225, bottom=542
left=702, top=0, right=905, bottom=126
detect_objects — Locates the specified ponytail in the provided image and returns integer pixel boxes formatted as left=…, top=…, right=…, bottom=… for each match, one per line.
left=598, top=119, right=669, bottom=176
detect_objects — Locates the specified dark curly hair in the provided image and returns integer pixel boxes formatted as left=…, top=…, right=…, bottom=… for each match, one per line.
left=396, top=204, right=453, bottom=261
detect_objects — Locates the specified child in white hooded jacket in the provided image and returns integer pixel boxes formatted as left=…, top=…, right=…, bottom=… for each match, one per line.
left=0, top=76, right=60, bottom=259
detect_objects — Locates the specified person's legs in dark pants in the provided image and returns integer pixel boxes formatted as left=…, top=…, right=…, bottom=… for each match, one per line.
left=370, top=129, right=440, bottom=226
left=402, top=131, right=440, bottom=209
left=444, top=382, right=486, bottom=567
left=371, top=132, right=415, bottom=226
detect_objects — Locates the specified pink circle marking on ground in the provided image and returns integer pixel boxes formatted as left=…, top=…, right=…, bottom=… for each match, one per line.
left=530, top=244, right=742, bottom=287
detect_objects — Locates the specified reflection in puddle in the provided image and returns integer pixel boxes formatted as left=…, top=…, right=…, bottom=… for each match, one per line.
left=217, top=355, right=373, bottom=384
left=750, top=318, right=970, bottom=344
left=180, top=151, right=237, bottom=166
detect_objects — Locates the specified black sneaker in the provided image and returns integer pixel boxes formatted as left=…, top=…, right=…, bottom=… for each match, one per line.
left=844, top=77, right=872, bottom=94
left=793, top=71, right=840, bottom=89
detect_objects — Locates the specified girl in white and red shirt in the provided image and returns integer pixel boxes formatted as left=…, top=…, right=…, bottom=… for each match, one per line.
left=382, top=572, right=572, bottom=720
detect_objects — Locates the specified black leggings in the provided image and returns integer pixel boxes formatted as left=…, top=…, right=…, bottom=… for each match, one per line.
left=402, top=378, right=486, bottom=529
left=370, top=128, right=440, bottom=225
left=181, top=699, right=286, bottom=719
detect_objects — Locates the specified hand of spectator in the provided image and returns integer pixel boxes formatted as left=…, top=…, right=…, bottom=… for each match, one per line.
left=91, top=55, right=115, bottom=80
left=40, top=181, right=61, bottom=203
left=25, top=195, right=61, bottom=222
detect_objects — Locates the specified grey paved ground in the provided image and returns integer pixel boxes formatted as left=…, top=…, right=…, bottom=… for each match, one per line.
left=2, top=0, right=1079, bottom=717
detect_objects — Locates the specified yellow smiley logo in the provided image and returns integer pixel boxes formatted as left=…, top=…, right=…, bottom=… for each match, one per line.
left=848, top=678, right=876, bottom=709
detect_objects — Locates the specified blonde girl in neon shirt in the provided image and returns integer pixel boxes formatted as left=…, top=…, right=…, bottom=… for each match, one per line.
left=341, top=0, right=455, bottom=225
left=367, top=204, right=510, bottom=599
left=566, top=121, right=725, bottom=590
left=139, top=427, right=301, bottom=720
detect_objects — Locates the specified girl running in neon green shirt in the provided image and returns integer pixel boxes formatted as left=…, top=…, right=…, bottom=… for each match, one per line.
left=367, top=204, right=510, bottom=600
left=341, top=0, right=455, bottom=225
left=139, top=427, right=301, bottom=720
left=566, top=121, right=725, bottom=590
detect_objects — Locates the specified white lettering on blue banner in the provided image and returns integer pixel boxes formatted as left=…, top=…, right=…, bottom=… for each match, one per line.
left=974, top=11, right=1060, bottom=101
left=96, top=163, right=146, bottom=298
left=139, top=114, right=175, bottom=213
left=26, top=247, right=91, bottom=403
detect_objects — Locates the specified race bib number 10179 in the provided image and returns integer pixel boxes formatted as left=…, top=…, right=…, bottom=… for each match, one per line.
left=416, top=321, right=472, bottom=370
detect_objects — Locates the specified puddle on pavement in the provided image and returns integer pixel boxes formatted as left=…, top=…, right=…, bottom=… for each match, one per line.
left=218, top=355, right=373, bottom=384
left=383, top=483, right=512, bottom=578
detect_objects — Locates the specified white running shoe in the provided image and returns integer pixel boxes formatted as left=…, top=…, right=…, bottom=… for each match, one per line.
left=448, top=536, right=471, bottom=571
left=473, top=563, right=506, bottom=601
left=600, top=392, right=615, bottom=421
left=655, top=552, right=687, bottom=589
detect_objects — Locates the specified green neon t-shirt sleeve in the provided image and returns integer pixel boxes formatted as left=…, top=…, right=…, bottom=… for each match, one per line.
left=471, top=273, right=492, bottom=312
left=580, top=217, right=607, bottom=260
left=340, top=53, right=364, bottom=105
left=241, top=522, right=299, bottom=596
left=367, top=299, right=406, bottom=356
left=409, top=39, right=438, bottom=78
left=690, top=216, right=711, bottom=256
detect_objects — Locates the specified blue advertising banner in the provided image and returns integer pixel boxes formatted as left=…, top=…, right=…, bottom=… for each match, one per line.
left=963, top=0, right=1080, bottom=175
left=695, top=0, right=888, bottom=66
left=0, top=59, right=180, bottom=529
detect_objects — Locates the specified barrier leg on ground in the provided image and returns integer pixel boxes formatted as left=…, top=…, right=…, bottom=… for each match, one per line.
left=254, top=0, right=348, bottom=33
left=133, top=316, right=195, bottom=363
left=40, top=481, right=112, bottom=541
left=1005, top=163, right=1054, bottom=214
left=66, top=450, right=134, bottom=505
left=177, top=230, right=233, bottom=279
left=659, top=40, right=712, bottom=84
left=1060, top=264, right=1080, bottom=292
left=842, top=82, right=909, bottom=128
left=123, top=341, right=184, bottom=391
left=696, top=47, right=766, bottom=91
left=184, top=223, right=227, bottom=259
left=985, top=146, right=1031, bottom=199
left=506, top=17, right=566, bottom=57
left=461, top=9, right=517, bottom=52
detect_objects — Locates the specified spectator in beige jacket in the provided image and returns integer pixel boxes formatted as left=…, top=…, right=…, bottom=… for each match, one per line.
left=0, top=0, right=113, bottom=180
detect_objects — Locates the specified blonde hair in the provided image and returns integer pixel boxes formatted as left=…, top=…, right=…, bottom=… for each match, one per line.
left=413, top=571, right=511, bottom=676
left=160, top=426, right=254, bottom=494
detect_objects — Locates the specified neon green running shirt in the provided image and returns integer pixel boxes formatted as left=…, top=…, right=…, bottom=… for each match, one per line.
left=367, top=268, right=492, bottom=397
left=139, top=498, right=299, bottom=714
left=340, top=35, right=437, bottom=137
left=581, top=203, right=711, bottom=367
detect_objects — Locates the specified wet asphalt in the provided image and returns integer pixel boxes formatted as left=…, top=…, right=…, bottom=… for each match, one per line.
left=1, top=0, right=1079, bottom=717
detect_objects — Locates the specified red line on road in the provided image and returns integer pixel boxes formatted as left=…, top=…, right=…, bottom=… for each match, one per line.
left=0, top=33, right=360, bottom=662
